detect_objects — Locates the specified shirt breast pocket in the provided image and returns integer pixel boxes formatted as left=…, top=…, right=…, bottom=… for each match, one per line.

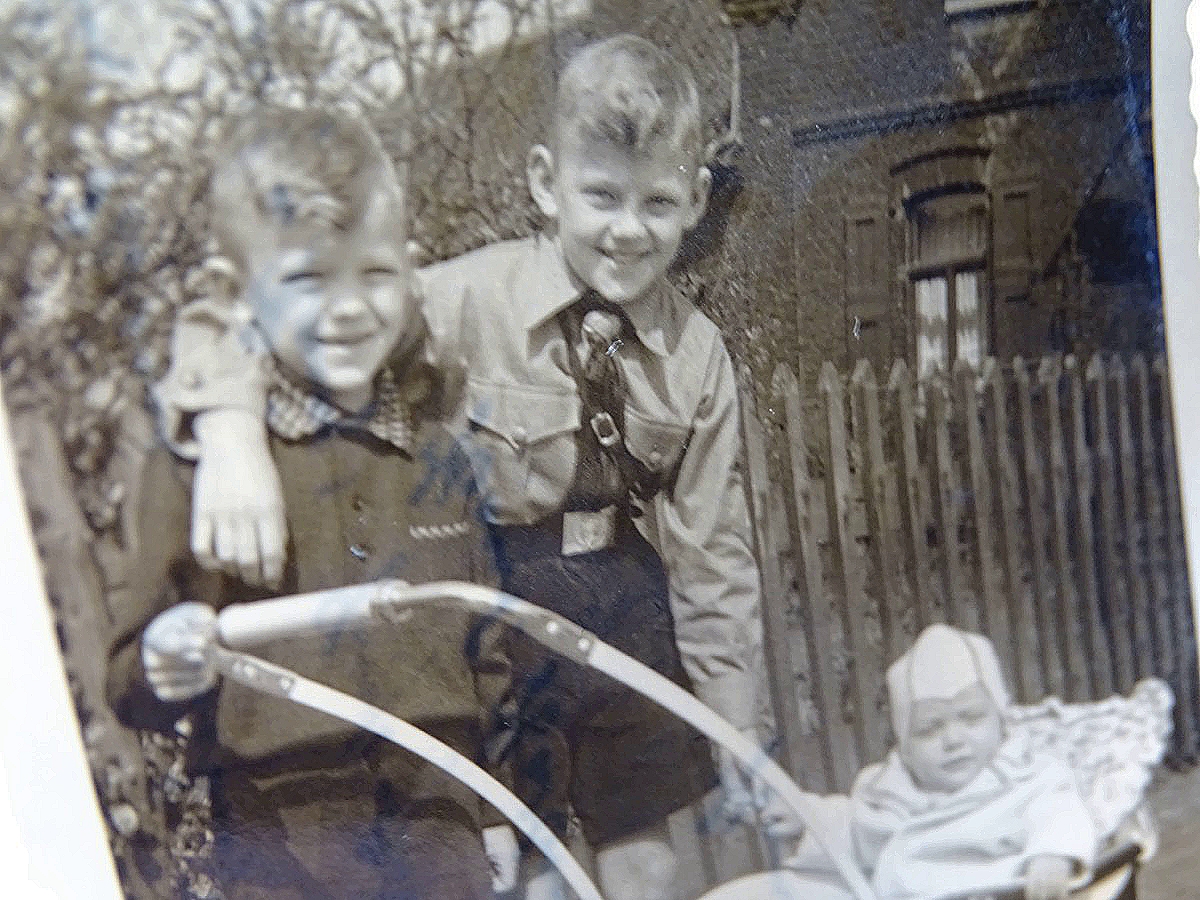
left=465, top=379, right=580, bottom=510
left=624, top=408, right=689, bottom=482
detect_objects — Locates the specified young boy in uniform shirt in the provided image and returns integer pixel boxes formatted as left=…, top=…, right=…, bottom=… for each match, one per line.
left=154, top=35, right=768, bottom=900
left=107, top=107, right=509, bottom=900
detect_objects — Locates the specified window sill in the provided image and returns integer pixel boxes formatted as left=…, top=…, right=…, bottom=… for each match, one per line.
left=945, top=0, right=1036, bottom=19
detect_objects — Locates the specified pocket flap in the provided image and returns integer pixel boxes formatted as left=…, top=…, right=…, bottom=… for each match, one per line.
left=624, top=408, right=689, bottom=474
left=466, top=380, right=581, bottom=446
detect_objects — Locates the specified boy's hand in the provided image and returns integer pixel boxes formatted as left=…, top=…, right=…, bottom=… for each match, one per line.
left=717, top=726, right=768, bottom=826
left=1024, top=854, right=1074, bottom=900
left=482, top=824, right=520, bottom=894
left=142, top=602, right=220, bottom=702
left=191, top=408, right=287, bottom=587
left=759, top=786, right=804, bottom=841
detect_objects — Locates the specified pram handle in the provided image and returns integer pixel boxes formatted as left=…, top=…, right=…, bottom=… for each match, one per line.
left=217, top=580, right=388, bottom=646
left=218, top=578, right=597, bottom=663
left=217, top=579, right=879, bottom=900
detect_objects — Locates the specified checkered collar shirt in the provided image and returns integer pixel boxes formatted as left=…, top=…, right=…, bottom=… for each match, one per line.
left=265, top=363, right=418, bottom=453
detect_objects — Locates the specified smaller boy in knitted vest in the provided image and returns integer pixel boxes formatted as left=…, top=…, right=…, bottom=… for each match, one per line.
left=106, top=107, right=509, bottom=899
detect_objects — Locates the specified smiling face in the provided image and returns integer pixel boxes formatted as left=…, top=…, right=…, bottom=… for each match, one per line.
left=528, top=127, right=710, bottom=304
left=242, top=187, right=411, bottom=412
left=900, top=681, right=1003, bottom=794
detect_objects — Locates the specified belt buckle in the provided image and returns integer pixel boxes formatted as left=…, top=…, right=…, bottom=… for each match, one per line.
left=561, top=506, right=616, bottom=556
left=590, top=412, right=621, bottom=448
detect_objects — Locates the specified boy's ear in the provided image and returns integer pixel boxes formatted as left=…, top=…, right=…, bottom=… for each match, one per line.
left=195, top=255, right=246, bottom=307
left=527, top=144, right=559, bottom=220
left=685, top=164, right=713, bottom=230
left=191, top=255, right=260, bottom=338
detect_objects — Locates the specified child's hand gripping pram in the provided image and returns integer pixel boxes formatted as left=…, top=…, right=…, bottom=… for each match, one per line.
left=208, top=579, right=881, bottom=900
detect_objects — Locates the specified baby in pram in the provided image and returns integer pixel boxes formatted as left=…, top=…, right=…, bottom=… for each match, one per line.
left=708, top=623, right=1169, bottom=900
left=843, top=623, right=1095, bottom=899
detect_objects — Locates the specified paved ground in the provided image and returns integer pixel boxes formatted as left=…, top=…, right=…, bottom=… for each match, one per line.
left=1137, top=766, right=1200, bottom=899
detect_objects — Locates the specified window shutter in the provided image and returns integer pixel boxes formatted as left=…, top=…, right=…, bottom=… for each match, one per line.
left=992, top=182, right=1039, bottom=358
left=845, top=202, right=893, bottom=373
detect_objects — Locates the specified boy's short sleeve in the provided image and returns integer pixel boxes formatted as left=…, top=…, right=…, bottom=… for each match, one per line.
left=154, top=298, right=270, bottom=459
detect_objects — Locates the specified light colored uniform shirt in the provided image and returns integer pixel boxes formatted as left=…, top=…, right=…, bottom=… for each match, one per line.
left=160, top=234, right=763, bottom=729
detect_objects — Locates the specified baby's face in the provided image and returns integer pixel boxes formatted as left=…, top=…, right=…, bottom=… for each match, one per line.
left=900, top=681, right=1003, bottom=794
left=540, top=126, right=708, bottom=304
left=243, top=188, right=411, bottom=412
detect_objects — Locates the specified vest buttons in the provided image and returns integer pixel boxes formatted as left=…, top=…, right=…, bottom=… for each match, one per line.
left=648, top=449, right=664, bottom=468
left=349, top=542, right=372, bottom=561
left=510, top=425, right=528, bottom=447
left=351, top=494, right=366, bottom=512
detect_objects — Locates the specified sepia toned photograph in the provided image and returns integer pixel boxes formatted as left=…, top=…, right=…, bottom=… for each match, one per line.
left=0, top=1, right=1196, bottom=899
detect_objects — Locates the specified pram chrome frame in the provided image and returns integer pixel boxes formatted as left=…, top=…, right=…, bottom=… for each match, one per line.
left=211, top=579, right=1146, bottom=900
left=212, top=578, right=877, bottom=900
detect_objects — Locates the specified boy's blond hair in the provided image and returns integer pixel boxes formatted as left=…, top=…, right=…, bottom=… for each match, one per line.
left=554, top=34, right=704, bottom=164
left=208, top=106, right=406, bottom=268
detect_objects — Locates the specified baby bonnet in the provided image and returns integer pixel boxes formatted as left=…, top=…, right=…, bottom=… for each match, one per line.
left=886, top=623, right=1010, bottom=741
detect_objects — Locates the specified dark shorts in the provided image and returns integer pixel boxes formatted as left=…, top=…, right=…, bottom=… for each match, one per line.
left=490, top=520, right=719, bottom=848
left=208, top=737, right=493, bottom=900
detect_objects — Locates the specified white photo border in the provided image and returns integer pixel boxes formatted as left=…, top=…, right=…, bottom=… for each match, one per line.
left=1, top=1, right=1199, bottom=895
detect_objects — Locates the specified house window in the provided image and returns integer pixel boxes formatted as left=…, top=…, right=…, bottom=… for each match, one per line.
left=908, top=192, right=989, bottom=381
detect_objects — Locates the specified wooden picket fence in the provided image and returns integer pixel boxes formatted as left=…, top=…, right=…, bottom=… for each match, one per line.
left=739, top=354, right=1200, bottom=794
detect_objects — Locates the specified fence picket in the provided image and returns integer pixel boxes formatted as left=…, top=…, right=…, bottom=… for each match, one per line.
left=1065, top=356, right=1114, bottom=697
left=1153, top=357, right=1200, bottom=757
left=738, top=375, right=807, bottom=781
left=851, top=361, right=907, bottom=665
left=957, top=360, right=1012, bottom=669
left=1014, top=357, right=1066, bottom=698
left=1086, top=355, right=1137, bottom=693
left=887, top=361, right=938, bottom=630
left=775, top=365, right=853, bottom=789
left=820, top=362, right=885, bottom=765
left=1039, top=356, right=1092, bottom=699
left=1132, top=360, right=1180, bottom=691
left=1113, top=359, right=1157, bottom=681
left=930, top=374, right=974, bottom=630
left=692, top=793, right=763, bottom=889
left=980, top=360, right=1043, bottom=701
